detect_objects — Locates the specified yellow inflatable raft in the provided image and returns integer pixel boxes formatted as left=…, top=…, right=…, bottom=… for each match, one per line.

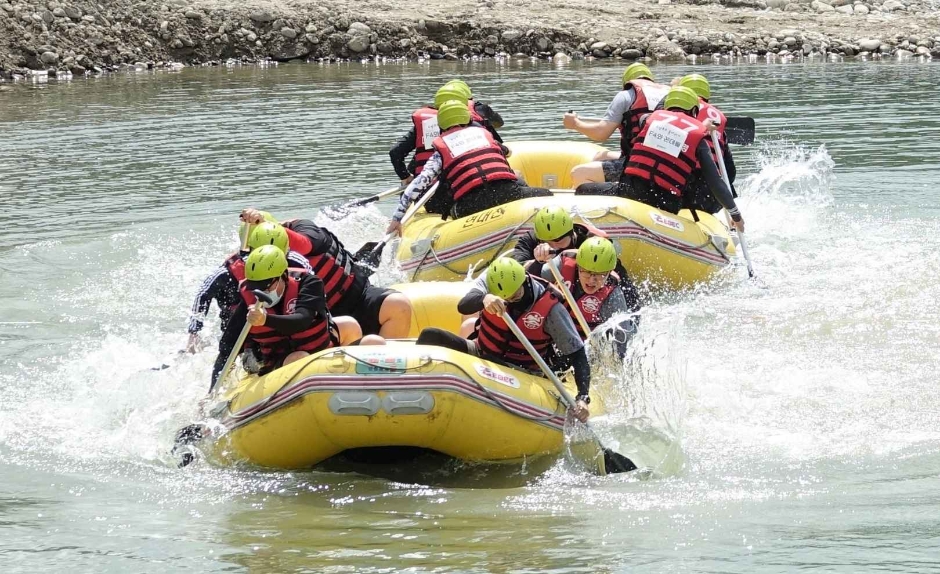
left=204, top=341, right=602, bottom=470
left=395, top=141, right=736, bottom=290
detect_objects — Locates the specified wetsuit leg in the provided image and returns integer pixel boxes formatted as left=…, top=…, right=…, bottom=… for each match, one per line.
left=416, top=328, right=475, bottom=355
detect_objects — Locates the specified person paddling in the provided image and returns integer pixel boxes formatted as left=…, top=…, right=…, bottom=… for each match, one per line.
left=240, top=209, right=414, bottom=339
left=565, top=64, right=670, bottom=188
left=574, top=86, right=746, bottom=234
left=386, top=100, right=551, bottom=231
left=415, top=257, right=592, bottom=422
left=209, top=246, right=381, bottom=389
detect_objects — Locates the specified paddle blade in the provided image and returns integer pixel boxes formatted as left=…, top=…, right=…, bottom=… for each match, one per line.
left=603, top=448, right=638, bottom=474
left=725, top=116, right=756, bottom=145
left=353, top=240, right=387, bottom=275
left=352, top=241, right=380, bottom=263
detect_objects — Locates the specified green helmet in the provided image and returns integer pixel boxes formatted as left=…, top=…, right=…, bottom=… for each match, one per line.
left=663, top=86, right=700, bottom=112
left=238, top=210, right=277, bottom=242
left=486, top=257, right=527, bottom=299
left=434, top=84, right=470, bottom=109
left=436, top=99, right=471, bottom=130
left=622, top=63, right=654, bottom=85
left=533, top=206, right=573, bottom=241
left=247, top=222, right=288, bottom=253
left=678, top=74, right=711, bottom=100
left=245, top=245, right=288, bottom=282
left=576, top=237, right=617, bottom=274
left=446, top=79, right=473, bottom=98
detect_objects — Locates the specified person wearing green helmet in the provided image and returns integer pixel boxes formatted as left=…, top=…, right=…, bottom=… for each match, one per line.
left=538, top=237, right=639, bottom=358
left=186, top=221, right=312, bottom=354
left=209, top=245, right=381, bottom=389
left=508, top=205, right=642, bottom=315
left=673, top=73, right=738, bottom=215
left=415, top=257, right=593, bottom=421
left=565, top=63, right=670, bottom=188
left=389, top=81, right=504, bottom=216
left=240, top=208, right=414, bottom=339
left=387, top=100, right=551, bottom=233
left=577, top=87, right=746, bottom=232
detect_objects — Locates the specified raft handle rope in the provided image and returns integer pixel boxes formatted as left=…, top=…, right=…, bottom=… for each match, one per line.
left=220, top=348, right=561, bottom=425
left=415, top=209, right=541, bottom=277
left=577, top=205, right=730, bottom=263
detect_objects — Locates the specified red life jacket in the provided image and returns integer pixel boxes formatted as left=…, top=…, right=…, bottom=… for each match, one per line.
left=475, top=279, right=561, bottom=370
left=698, top=100, right=727, bottom=162
left=431, top=125, right=517, bottom=201
left=468, top=100, right=484, bottom=124
left=624, top=110, right=707, bottom=197
left=619, top=79, right=671, bottom=154
left=239, top=270, right=335, bottom=362
left=282, top=220, right=357, bottom=310
left=558, top=256, right=618, bottom=339
left=223, top=252, right=246, bottom=283
left=411, top=106, right=439, bottom=175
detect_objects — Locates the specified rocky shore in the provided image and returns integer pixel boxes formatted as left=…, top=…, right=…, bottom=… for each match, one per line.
left=1, top=0, right=939, bottom=78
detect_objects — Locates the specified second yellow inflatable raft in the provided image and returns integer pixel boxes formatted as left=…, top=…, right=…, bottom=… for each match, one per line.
left=394, top=141, right=736, bottom=290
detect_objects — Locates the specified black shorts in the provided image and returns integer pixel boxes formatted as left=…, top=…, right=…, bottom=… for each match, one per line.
left=601, top=157, right=626, bottom=182
left=350, top=285, right=396, bottom=336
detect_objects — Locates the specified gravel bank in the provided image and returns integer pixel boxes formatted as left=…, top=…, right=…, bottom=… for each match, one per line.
left=1, top=0, right=938, bottom=77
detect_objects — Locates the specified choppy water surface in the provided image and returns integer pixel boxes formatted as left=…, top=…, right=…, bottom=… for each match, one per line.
left=1, top=59, right=939, bottom=573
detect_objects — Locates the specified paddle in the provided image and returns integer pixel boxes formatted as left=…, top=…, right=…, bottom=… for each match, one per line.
left=325, top=185, right=404, bottom=219
left=500, top=312, right=637, bottom=474
left=353, top=181, right=440, bottom=271
left=174, top=291, right=271, bottom=468
left=546, top=258, right=593, bottom=337
left=711, top=130, right=756, bottom=279
left=576, top=114, right=755, bottom=145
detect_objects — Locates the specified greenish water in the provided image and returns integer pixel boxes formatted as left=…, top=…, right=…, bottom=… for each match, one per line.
left=1, top=59, right=939, bottom=573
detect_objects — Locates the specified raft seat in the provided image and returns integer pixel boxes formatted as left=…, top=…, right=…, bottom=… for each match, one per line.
left=506, top=140, right=608, bottom=190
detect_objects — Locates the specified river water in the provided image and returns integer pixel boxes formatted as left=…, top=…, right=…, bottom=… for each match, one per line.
left=1, top=59, right=939, bottom=572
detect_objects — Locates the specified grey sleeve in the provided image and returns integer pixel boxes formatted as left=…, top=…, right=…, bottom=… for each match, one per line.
left=602, top=88, right=635, bottom=123
left=599, top=288, right=629, bottom=319
left=544, top=304, right=585, bottom=356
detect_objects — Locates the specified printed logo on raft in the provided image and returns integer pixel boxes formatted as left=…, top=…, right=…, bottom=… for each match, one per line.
left=474, top=363, right=521, bottom=388
left=354, top=354, right=407, bottom=375
left=461, top=207, right=505, bottom=229
left=649, top=212, right=684, bottom=232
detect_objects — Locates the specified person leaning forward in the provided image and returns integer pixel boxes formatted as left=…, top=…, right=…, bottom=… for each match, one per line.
left=540, top=237, right=638, bottom=359
left=240, top=209, right=414, bottom=339
left=574, top=86, right=746, bottom=233
left=209, top=246, right=382, bottom=390
left=509, top=206, right=642, bottom=315
left=415, top=257, right=592, bottom=422
left=385, top=100, right=551, bottom=234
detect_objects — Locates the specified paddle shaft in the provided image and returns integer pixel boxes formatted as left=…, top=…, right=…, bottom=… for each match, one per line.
left=213, top=300, right=263, bottom=391
left=343, top=185, right=403, bottom=209
left=379, top=181, right=440, bottom=247
left=711, top=130, right=755, bottom=278
left=546, top=259, right=593, bottom=337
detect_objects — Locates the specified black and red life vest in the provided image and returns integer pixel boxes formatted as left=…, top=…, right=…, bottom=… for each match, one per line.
left=411, top=106, right=439, bottom=176
left=223, top=252, right=246, bottom=283
left=468, top=100, right=484, bottom=124
left=239, top=270, right=335, bottom=361
left=697, top=100, right=727, bottom=163
left=431, top=125, right=517, bottom=201
left=282, top=221, right=358, bottom=310
left=557, top=256, right=618, bottom=339
left=624, top=110, right=708, bottom=197
left=475, top=279, right=561, bottom=370
left=619, top=79, right=671, bottom=155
